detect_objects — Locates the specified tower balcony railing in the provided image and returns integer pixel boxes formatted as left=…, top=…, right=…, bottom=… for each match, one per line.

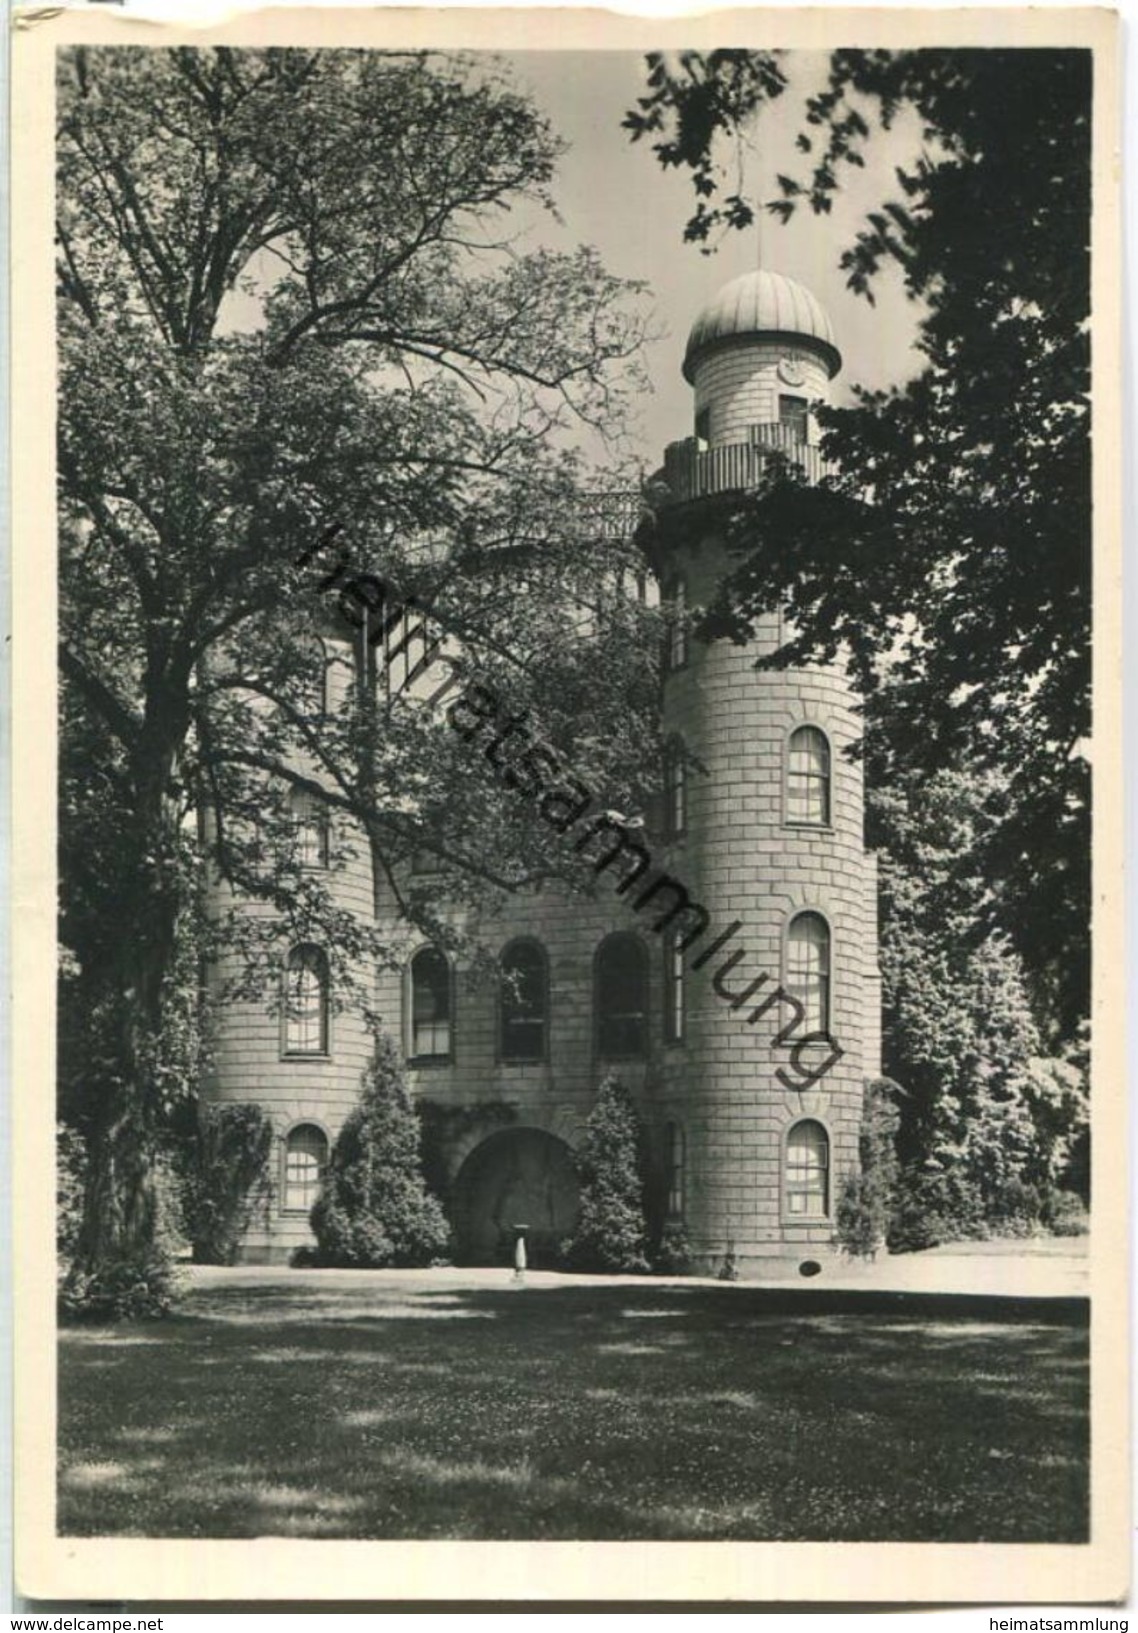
left=662, top=422, right=833, bottom=504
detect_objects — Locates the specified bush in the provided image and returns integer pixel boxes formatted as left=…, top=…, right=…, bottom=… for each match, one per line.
left=986, top=1175, right=1043, bottom=1237
left=57, top=1123, right=88, bottom=1269
left=837, top=1173, right=887, bottom=1258
left=653, top=1221, right=693, bottom=1276
left=311, top=1037, right=450, bottom=1268
left=180, top=1103, right=273, bottom=1264
left=562, top=1076, right=649, bottom=1274
left=59, top=1251, right=184, bottom=1323
left=1043, top=1189, right=1089, bottom=1237
left=59, top=1140, right=187, bottom=1321
left=888, top=1166, right=987, bottom=1253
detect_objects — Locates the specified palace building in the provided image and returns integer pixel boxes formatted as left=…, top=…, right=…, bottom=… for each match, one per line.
left=205, top=267, right=882, bottom=1278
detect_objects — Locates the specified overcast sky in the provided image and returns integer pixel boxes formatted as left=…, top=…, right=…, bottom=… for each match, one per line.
left=500, top=50, right=929, bottom=466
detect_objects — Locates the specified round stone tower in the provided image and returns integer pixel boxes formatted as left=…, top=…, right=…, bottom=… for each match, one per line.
left=653, top=268, right=881, bottom=1277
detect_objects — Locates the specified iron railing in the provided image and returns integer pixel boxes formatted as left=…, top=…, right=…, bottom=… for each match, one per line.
left=662, top=423, right=832, bottom=503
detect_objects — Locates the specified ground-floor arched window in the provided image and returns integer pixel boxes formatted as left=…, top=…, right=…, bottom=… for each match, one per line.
left=283, top=1123, right=328, bottom=1213
left=785, top=1119, right=830, bottom=1218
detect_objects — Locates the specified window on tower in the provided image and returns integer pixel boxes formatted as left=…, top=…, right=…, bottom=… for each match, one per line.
left=662, top=739, right=687, bottom=841
left=289, top=787, right=329, bottom=868
left=778, top=394, right=809, bottom=444
left=663, top=930, right=685, bottom=1046
left=282, top=1123, right=328, bottom=1213
left=785, top=1119, right=830, bottom=1218
left=694, top=406, right=711, bottom=447
left=664, top=575, right=689, bottom=672
left=787, top=725, right=831, bottom=826
left=284, top=945, right=330, bottom=1056
left=786, top=912, right=831, bottom=1036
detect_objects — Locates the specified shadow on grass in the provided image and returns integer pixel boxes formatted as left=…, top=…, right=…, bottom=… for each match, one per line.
left=59, top=1279, right=1089, bottom=1543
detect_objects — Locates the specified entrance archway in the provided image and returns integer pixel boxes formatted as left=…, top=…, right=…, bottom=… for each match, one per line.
left=452, top=1127, right=580, bottom=1266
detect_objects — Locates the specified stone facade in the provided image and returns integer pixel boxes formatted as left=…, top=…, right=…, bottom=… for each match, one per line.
left=205, top=268, right=882, bottom=1275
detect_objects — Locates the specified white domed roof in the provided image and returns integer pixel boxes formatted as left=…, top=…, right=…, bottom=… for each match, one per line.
left=683, top=269, right=841, bottom=381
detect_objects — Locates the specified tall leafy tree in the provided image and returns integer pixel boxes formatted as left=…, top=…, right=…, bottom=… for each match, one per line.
left=629, top=48, right=1091, bottom=1039
left=58, top=46, right=656, bottom=1303
left=866, top=728, right=1088, bottom=1209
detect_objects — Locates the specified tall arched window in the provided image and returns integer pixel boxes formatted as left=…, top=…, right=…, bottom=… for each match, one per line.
left=596, top=933, right=648, bottom=1059
left=787, top=912, right=831, bottom=1035
left=289, top=787, right=328, bottom=868
left=785, top=1120, right=830, bottom=1217
left=787, top=726, right=831, bottom=825
left=663, top=740, right=687, bottom=841
left=283, top=1123, right=328, bottom=1213
left=285, top=945, right=329, bottom=1056
left=663, top=930, right=685, bottom=1045
left=410, top=946, right=452, bottom=1061
left=665, top=1121, right=686, bottom=1218
left=500, top=939, right=549, bottom=1063
left=665, top=575, right=689, bottom=672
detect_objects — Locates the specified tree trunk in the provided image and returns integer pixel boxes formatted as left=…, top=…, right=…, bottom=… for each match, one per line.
left=66, top=737, right=186, bottom=1294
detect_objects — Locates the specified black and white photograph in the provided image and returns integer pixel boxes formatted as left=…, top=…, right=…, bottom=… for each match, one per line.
left=11, top=2, right=1126, bottom=1607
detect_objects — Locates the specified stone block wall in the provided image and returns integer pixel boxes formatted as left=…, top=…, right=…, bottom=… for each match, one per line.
left=692, top=339, right=831, bottom=447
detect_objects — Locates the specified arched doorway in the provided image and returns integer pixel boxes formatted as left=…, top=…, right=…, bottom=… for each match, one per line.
left=452, top=1128, right=580, bottom=1267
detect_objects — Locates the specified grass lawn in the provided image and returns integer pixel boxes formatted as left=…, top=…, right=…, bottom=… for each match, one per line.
left=58, top=1273, right=1089, bottom=1542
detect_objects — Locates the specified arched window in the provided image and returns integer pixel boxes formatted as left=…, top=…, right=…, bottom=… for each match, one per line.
left=289, top=787, right=328, bottom=868
left=787, top=912, right=831, bottom=1035
left=500, top=939, right=549, bottom=1063
left=786, top=914, right=829, bottom=1038
left=787, top=726, right=831, bottom=825
left=284, top=945, right=329, bottom=1056
left=785, top=1120, right=830, bottom=1217
left=665, top=1121, right=686, bottom=1218
left=665, top=575, right=689, bottom=672
left=663, top=930, right=685, bottom=1045
left=410, top=946, right=452, bottom=1061
left=663, top=739, right=687, bottom=841
left=283, top=1124, right=328, bottom=1213
left=596, top=933, right=648, bottom=1059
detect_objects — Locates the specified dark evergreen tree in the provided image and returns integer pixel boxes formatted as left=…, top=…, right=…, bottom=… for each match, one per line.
left=563, top=1075, right=649, bottom=1273
left=310, top=1037, right=450, bottom=1268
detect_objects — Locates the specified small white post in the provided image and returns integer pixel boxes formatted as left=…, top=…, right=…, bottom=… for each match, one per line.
left=512, top=1225, right=527, bottom=1285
